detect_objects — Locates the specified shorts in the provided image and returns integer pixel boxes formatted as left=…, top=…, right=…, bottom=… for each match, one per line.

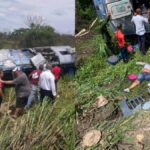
left=16, top=96, right=29, bottom=108
left=137, top=73, right=150, bottom=82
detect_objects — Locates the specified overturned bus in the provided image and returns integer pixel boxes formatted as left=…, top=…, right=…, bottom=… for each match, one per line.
left=0, top=46, right=76, bottom=80
left=93, top=0, right=150, bottom=35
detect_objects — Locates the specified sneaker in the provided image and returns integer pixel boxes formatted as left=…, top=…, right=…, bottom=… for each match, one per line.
left=124, top=88, right=130, bottom=93
left=148, top=83, right=150, bottom=87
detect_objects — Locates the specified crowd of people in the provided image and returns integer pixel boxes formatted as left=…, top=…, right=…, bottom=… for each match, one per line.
left=0, top=63, right=61, bottom=119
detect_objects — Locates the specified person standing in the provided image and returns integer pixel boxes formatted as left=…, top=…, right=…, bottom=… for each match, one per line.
left=115, top=24, right=128, bottom=63
left=131, top=8, right=150, bottom=55
left=39, top=63, right=56, bottom=102
left=0, top=67, right=31, bottom=118
left=51, top=64, right=61, bottom=90
left=25, top=64, right=43, bottom=108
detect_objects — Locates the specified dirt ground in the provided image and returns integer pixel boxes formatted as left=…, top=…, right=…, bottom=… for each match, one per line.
left=117, top=111, right=150, bottom=150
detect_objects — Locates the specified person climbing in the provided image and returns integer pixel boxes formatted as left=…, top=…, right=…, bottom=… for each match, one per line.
left=0, top=70, right=4, bottom=107
left=124, top=63, right=150, bottom=92
left=25, top=64, right=43, bottom=109
left=114, top=24, right=128, bottom=63
left=131, top=8, right=150, bottom=55
left=0, top=67, right=31, bottom=118
left=39, top=63, right=56, bottom=102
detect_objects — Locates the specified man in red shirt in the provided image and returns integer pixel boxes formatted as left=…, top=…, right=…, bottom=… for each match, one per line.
left=26, top=64, right=43, bottom=108
left=115, top=24, right=128, bottom=63
left=51, top=64, right=61, bottom=92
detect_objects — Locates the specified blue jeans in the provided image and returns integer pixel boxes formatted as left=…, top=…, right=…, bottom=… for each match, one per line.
left=138, top=35, right=145, bottom=54
left=26, top=85, right=39, bottom=108
left=120, top=47, right=128, bottom=62
left=137, top=72, right=150, bottom=82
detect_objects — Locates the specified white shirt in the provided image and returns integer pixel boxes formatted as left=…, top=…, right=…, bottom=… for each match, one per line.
left=144, top=64, right=150, bottom=70
left=131, top=15, right=148, bottom=35
left=39, top=70, right=56, bottom=96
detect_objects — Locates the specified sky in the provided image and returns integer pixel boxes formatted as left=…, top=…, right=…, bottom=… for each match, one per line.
left=0, top=0, right=75, bottom=35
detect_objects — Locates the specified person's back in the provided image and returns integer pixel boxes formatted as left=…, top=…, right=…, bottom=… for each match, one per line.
left=115, top=30, right=125, bottom=48
left=131, top=15, right=148, bottom=35
left=39, top=70, right=55, bottom=90
left=131, top=8, right=149, bottom=55
left=39, top=65, right=56, bottom=101
left=14, top=72, right=31, bottom=98
left=29, top=69, right=42, bottom=86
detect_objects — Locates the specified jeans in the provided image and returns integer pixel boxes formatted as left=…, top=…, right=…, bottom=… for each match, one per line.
left=120, top=47, right=128, bottom=62
left=26, top=85, right=39, bottom=108
left=137, top=72, right=150, bottom=82
left=138, top=35, right=145, bottom=54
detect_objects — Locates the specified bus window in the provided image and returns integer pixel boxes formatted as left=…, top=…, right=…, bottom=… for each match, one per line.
left=106, top=0, right=132, bottom=19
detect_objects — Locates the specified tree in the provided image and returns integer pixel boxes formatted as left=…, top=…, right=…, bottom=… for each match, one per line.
left=76, top=0, right=96, bottom=32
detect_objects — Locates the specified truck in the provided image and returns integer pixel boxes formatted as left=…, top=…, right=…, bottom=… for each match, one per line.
left=93, top=0, right=150, bottom=35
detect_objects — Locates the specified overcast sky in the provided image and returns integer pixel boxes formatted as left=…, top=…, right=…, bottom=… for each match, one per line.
left=0, top=0, right=75, bottom=35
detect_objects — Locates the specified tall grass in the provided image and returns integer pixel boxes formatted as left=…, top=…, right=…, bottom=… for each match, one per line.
left=0, top=77, right=75, bottom=150
left=76, top=28, right=150, bottom=149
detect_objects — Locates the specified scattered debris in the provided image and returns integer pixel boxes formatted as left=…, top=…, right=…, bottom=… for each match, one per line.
left=96, top=96, right=108, bottom=108
left=107, top=55, right=119, bottom=65
left=136, top=134, right=144, bottom=142
left=82, top=129, right=101, bottom=148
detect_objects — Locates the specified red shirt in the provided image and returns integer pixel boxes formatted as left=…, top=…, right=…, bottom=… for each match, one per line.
left=52, top=66, right=61, bottom=79
left=115, top=30, right=125, bottom=48
left=29, top=69, right=42, bottom=85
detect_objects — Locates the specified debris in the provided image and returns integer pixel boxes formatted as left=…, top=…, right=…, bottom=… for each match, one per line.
left=96, top=96, right=108, bottom=108
left=107, top=55, right=119, bottom=65
left=82, top=129, right=101, bottom=148
left=136, top=134, right=144, bottom=142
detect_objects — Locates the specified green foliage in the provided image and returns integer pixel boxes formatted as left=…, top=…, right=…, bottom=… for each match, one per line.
left=76, top=0, right=96, bottom=32
left=0, top=77, right=75, bottom=150
left=0, top=25, right=74, bottom=49
left=76, top=26, right=150, bottom=148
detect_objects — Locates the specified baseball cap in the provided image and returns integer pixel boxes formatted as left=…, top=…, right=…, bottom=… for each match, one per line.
left=12, top=66, right=21, bottom=72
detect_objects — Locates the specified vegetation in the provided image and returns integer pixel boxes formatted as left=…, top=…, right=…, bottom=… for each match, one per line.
left=76, top=0, right=96, bottom=33
left=0, top=77, right=75, bottom=150
left=76, top=1, right=150, bottom=148
left=76, top=21, right=150, bottom=149
left=0, top=16, right=74, bottom=49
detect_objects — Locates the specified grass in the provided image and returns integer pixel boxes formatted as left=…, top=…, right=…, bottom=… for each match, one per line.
left=75, top=29, right=150, bottom=149
left=0, top=76, right=75, bottom=150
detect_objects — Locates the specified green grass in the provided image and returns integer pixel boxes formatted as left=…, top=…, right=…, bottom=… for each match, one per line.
left=0, top=76, right=75, bottom=150
left=75, top=30, right=150, bottom=149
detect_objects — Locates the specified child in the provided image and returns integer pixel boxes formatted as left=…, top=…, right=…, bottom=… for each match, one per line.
left=115, top=24, right=128, bottom=63
left=0, top=70, right=4, bottom=107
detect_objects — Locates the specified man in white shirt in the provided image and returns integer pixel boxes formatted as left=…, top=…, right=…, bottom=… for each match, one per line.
left=131, top=8, right=150, bottom=55
left=124, top=63, right=150, bottom=92
left=39, top=63, right=56, bottom=102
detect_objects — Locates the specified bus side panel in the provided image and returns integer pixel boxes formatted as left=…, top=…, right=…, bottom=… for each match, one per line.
left=93, top=0, right=107, bottom=19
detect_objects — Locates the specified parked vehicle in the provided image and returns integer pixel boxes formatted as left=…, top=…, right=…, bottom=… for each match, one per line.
left=93, top=0, right=150, bottom=35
